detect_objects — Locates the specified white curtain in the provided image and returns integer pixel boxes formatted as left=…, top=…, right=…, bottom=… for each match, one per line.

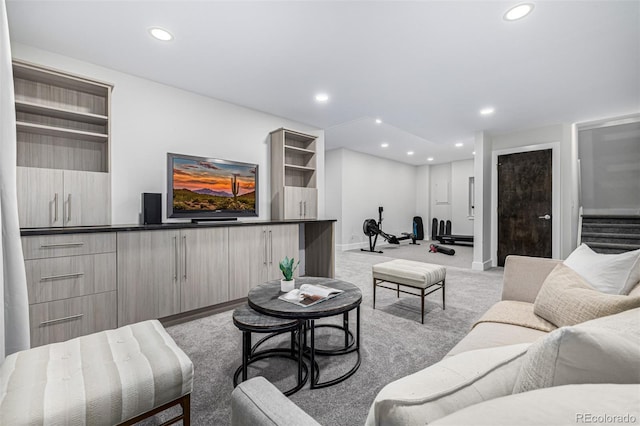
left=0, top=0, right=29, bottom=361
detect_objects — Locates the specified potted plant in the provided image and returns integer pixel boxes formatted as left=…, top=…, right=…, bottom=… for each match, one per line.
left=279, top=256, right=299, bottom=292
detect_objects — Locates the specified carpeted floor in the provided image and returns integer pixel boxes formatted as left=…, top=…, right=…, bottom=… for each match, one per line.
left=349, top=240, right=474, bottom=269
left=163, top=249, right=503, bottom=425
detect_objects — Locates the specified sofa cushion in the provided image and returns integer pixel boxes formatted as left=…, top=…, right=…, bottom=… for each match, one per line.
left=564, top=243, right=640, bottom=294
left=446, top=321, right=547, bottom=358
left=513, top=308, right=640, bottom=394
left=533, top=264, right=640, bottom=327
left=474, top=300, right=556, bottom=332
left=365, top=343, right=530, bottom=426
left=431, top=384, right=640, bottom=425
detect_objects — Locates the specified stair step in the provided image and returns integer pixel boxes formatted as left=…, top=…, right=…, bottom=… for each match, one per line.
left=582, top=215, right=640, bottom=225
left=583, top=242, right=640, bottom=252
left=582, top=223, right=640, bottom=229
left=581, top=233, right=640, bottom=240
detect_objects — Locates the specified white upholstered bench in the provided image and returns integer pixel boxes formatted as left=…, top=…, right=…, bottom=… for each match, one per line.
left=372, top=259, right=446, bottom=323
left=0, top=320, right=193, bottom=425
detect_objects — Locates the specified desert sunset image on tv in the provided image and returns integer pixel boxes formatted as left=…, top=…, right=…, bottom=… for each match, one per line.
left=172, top=157, right=256, bottom=213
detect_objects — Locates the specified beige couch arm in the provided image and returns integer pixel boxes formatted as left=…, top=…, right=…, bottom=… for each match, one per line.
left=501, top=256, right=562, bottom=303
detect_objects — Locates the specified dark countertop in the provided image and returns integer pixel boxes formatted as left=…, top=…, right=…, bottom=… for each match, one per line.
left=20, top=218, right=337, bottom=236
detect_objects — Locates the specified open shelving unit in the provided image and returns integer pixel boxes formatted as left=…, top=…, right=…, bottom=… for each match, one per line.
left=270, top=128, right=318, bottom=220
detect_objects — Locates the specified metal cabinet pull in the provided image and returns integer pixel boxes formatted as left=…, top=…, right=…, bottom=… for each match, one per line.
left=40, top=272, right=84, bottom=281
left=269, top=230, right=273, bottom=264
left=41, top=242, right=84, bottom=248
left=263, top=230, right=267, bottom=265
left=40, top=313, right=83, bottom=326
left=53, top=193, right=58, bottom=223
left=303, top=201, right=307, bottom=217
left=67, top=194, right=72, bottom=222
left=173, top=236, right=178, bottom=281
left=183, top=235, right=187, bottom=280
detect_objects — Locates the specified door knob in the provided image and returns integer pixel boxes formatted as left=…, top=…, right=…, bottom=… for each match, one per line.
left=538, top=214, right=551, bottom=220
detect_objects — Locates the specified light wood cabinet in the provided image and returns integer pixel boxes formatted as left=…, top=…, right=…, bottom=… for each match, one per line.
left=180, top=228, right=229, bottom=312
left=17, top=167, right=110, bottom=227
left=270, top=128, right=318, bottom=220
left=22, top=233, right=117, bottom=347
left=118, top=227, right=232, bottom=326
left=229, top=224, right=299, bottom=297
left=13, top=60, right=112, bottom=228
left=117, top=230, right=181, bottom=326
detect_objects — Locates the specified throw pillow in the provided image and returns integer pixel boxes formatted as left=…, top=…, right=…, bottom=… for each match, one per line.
left=513, top=308, right=640, bottom=394
left=563, top=243, right=640, bottom=294
left=533, top=264, right=640, bottom=327
left=364, top=343, right=530, bottom=426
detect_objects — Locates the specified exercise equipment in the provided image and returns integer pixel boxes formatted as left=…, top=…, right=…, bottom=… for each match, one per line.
left=431, top=218, right=474, bottom=246
left=429, top=244, right=456, bottom=256
left=413, top=216, right=424, bottom=240
left=361, top=207, right=418, bottom=253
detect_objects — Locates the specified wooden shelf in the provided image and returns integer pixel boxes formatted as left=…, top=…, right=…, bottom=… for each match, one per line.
left=284, top=164, right=315, bottom=172
left=17, top=122, right=108, bottom=143
left=16, top=101, right=108, bottom=125
left=284, top=145, right=315, bottom=155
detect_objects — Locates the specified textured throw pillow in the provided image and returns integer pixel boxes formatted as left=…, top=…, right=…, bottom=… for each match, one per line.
left=563, top=244, right=640, bottom=294
left=534, top=264, right=640, bottom=327
left=364, top=343, right=530, bottom=426
left=513, top=308, right=640, bottom=394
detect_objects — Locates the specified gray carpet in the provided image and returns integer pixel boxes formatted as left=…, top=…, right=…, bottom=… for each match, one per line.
left=163, top=250, right=503, bottom=425
left=349, top=241, right=474, bottom=269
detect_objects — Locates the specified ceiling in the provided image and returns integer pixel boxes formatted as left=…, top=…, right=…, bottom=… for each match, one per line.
left=6, top=1, right=640, bottom=165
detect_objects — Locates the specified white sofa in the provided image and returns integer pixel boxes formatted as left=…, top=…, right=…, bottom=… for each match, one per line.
left=230, top=255, right=640, bottom=425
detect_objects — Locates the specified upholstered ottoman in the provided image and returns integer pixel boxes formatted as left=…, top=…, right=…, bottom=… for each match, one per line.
left=372, top=259, right=446, bottom=323
left=0, top=320, right=193, bottom=425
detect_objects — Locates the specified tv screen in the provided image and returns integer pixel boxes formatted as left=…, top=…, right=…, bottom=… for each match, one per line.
left=167, top=153, right=258, bottom=219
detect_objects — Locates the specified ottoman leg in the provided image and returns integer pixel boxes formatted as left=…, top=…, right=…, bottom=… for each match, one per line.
left=373, top=277, right=377, bottom=309
left=421, top=288, right=425, bottom=324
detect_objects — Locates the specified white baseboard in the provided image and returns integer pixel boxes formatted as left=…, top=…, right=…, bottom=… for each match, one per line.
left=471, top=259, right=493, bottom=271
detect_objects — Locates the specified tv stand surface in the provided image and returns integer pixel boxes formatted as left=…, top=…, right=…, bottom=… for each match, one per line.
left=191, top=218, right=238, bottom=223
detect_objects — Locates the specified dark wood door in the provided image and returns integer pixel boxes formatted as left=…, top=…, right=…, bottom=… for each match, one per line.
left=497, top=149, right=552, bottom=266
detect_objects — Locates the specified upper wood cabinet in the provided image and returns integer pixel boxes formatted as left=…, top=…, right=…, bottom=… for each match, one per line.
left=270, top=128, right=318, bottom=220
left=13, top=60, right=112, bottom=228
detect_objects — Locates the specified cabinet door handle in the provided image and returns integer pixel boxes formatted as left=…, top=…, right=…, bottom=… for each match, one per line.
left=303, top=201, right=307, bottom=217
left=40, top=313, right=83, bottom=326
left=53, top=193, right=58, bottom=223
left=40, top=272, right=84, bottom=281
left=269, top=230, right=273, bottom=264
left=40, top=242, right=84, bottom=248
left=174, top=236, right=178, bottom=281
left=67, top=194, right=72, bottom=223
left=263, top=230, right=267, bottom=265
left=183, top=235, right=187, bottom=280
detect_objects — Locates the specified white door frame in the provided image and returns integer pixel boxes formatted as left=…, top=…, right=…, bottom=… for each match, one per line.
left=491, top=143, right=561, bottom=267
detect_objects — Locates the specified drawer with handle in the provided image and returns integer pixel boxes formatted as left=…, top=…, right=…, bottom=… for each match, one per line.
left=25, top=252, right=116, bottom=304
left=22, top=233, right=116, bottom=260
left=29, top=291, right=117, bottom=348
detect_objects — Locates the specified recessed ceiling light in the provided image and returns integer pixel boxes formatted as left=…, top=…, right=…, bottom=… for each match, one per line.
left=407, top=151, right=414, bottom=156
left=375, top=118, right=382, bottom=124
left=149, top=27, right=173, bottom=41
left=315, top=93, right=329, bottom=102
left=504, top=3, right=534, bottom=21
left=381, top=143, right=389, bottom=148
left=480, top=107, right=495, bottom=116
left=472, top=151, right=476, bottom=155
left=427, top=157, right=434, bottom=162
left=455, top=142, right=464, bottom=147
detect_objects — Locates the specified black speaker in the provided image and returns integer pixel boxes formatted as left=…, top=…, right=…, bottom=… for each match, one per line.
left=142, top=193, right=162, bottom=225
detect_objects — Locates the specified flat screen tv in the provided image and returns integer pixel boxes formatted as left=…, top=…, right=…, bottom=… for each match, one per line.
left=167, top=153, right=258, bottom=220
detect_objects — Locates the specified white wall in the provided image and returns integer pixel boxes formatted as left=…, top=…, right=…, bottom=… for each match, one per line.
left=415, top=165, right=430, bottom=237
left=12, top=43, right=324, bottom=225
left=327, top=149, right=421, bottom=250
left=324, top=149, right=343, bottom=244
left=430, top=163, right=451, bottom=228
left=451, top=159, right=474, bottom=235
left=473, top=131, right=493, bottom=270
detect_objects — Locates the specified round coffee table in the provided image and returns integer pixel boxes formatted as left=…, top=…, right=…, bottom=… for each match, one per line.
left=248, top=277, right=362, bottom=389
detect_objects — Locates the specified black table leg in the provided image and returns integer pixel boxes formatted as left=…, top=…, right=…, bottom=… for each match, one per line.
left=310, top=319, right=317, bottom=388
left=242, top=331, right=250, bottom=381
left=343, top=312, right=349, bottom=348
